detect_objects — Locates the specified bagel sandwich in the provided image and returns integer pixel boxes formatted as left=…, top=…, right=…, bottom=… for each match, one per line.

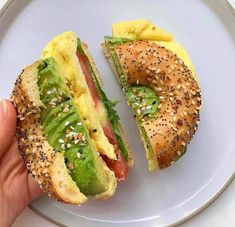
left=11, top=31, right=133, bottom=205
left=103, top=20, right=202, bottom=170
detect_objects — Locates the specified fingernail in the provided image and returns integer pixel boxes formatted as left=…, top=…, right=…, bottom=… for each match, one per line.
left=0, top=100, right=8, bottom=120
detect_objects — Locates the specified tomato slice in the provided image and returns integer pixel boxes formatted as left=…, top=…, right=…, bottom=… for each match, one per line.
left=76, top=50, right=128, bottom=181
left=76, top=51, right=100, bottom=106
left=103, top=123, right=129, bottom=181
left=102, top=123, right=118, bottom=145
left=102, top=149, right=128, bottom=181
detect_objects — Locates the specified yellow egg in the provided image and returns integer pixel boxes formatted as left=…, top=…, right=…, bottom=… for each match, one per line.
left=112, top=20, right=196, bottom=76
left=42, top=31, right=116, bottom=160
left=112, top=19, right=173, bottom=41
left=158, top=41, right=196, bottom=75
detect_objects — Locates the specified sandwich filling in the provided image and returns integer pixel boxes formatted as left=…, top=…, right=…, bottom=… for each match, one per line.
left=38, top=58, right=109, bottom=195
left=42, top=32, right=130, bottom=181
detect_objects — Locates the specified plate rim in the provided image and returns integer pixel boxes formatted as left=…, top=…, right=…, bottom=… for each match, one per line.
left=30, top=174, right=235, bottom=227
left=1, top=0, right=235, bottom=226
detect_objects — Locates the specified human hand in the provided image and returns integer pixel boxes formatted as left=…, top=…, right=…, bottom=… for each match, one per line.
left=0, top=100, right=43, bottom=227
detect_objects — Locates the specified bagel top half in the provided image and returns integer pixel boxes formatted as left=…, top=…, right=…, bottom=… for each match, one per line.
left=104, top=39, right=202, bottom=170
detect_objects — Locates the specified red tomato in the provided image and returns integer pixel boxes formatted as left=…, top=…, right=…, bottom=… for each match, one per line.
left=76, top=51, right=100, bottom=105
left=102, top=124, right=118, bottom=145
left=102, top=124, right=128, bottom=181
left=76, top=51, right=128, bottom=181
left=102, top=149, right=128, bottom=181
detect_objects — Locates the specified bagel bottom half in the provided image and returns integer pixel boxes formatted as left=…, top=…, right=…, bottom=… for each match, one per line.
left=11, top=59, right=117, bottom=205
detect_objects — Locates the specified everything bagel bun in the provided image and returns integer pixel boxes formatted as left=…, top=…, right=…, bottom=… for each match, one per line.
left=11, top=31, right=136, bottom=204
left=11, top=60, right=117, bottom=204
left=103, top=38, right=202, bottom=170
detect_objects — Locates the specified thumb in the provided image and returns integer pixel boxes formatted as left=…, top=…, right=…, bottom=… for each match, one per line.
left=0, top=100, right=17, bottom=158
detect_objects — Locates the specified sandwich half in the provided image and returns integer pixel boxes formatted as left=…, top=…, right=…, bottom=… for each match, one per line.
left=103, top=20, right=202, bottom=171
left=11, top=31, right=133, bottom=205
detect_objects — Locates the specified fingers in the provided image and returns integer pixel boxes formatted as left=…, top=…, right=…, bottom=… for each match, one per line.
left=28, top=174, right=43, bottom=202
left=0, top=100, right=17, bottom=158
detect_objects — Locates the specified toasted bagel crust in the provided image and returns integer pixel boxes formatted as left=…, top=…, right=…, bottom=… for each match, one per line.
left=11, top=62, right=87, bottom=204
left=114, top=41, right=201, bottom=169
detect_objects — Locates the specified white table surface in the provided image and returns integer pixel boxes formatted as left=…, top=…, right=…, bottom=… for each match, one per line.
left=0, top=0, right=234, bottom=226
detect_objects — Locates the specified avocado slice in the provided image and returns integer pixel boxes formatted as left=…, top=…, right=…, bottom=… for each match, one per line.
left=37, top=57, right=109, bottom=195
left=126, top=85, right=159, bottom=118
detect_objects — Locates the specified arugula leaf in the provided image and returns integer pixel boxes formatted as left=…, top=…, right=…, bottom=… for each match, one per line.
left=104, top=36, right=133, bottom=46
left=77, top=39, right=129, bottom=161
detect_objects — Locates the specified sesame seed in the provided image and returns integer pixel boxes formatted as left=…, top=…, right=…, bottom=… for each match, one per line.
left=59, top=139, right=64, bottom=143
left=51, top=97, right=57, bottom=102
left=65, top=121, right=70, bottom=126
left=68, top=162, right=74, bottom=170
left=77, top=153, right=81, bottom=159
left=63, top=107, right=70, bottom=113
left=74, top=140, right=79, bottom=144
left=77, top=122, right=82, bottom=126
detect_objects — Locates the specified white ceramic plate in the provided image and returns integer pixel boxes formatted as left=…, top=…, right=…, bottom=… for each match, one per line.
left=1, top=0, right=235, bottom=226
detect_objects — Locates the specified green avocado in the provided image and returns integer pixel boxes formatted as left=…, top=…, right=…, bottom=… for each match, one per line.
left=126, top=85, right=159, bottom=118
left=37, top=57, right=109, bottom=195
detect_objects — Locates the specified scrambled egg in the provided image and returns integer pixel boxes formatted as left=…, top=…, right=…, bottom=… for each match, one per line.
left=112, top=19, right=196, bottom=75
left=158, top=41, right=195, bottom=74
left=112, top=19, right=173, bottom=41
left=42, top=31, right=116, bottom=160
